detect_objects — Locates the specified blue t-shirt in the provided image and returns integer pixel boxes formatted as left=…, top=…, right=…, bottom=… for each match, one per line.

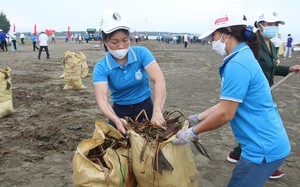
left=31, top=35, right=37, bottom=42
left=0, top=31, right=7, bottom=42
left=93, top=46, right=155, bottom=105
left=286, top=37, right=293, bottom=47
left=219, top=42, right=290, bottom=164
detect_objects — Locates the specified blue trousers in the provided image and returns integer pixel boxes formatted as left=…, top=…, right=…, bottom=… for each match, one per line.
left=108, top=97, right=153, bottom=127
left=227, top=157, right=286, bottom=187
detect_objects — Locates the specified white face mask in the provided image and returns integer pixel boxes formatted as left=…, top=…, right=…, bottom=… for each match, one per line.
left=212, top=33, right=228, bottom=56
left=107, top=46, right=129, bottom=60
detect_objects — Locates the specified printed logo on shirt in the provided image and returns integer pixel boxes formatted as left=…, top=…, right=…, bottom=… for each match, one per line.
left=135, top=69, right=142, bottom=80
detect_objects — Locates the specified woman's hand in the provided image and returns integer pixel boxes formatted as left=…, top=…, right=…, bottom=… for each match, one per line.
left=151, top=111, right=166, bottom=128
left=115, top=118, right=127, bottom=135
left=289, top=65, right=300, bottom=74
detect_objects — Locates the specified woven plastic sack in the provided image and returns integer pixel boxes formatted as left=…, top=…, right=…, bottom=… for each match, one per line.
left=0, top=67, right=14, bottom=118
left=62, top=51, right=86, bottom=90
left=78, top=52, right=89, bottom=78
left=278, top=43, right=285, bottom=56
left=129, top=120, right=199, bottom=187
left=73, top=120, right=136, bottom=187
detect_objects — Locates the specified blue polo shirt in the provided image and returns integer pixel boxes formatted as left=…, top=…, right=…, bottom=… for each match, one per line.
left=219, top=42, right=290, bottom=164
left=93, top=46, right=155, bottom=105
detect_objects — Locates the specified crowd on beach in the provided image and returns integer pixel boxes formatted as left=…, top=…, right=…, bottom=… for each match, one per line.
left=155, top=33, right=207, bottom=45
left=0, top=28, right=294, bottom=57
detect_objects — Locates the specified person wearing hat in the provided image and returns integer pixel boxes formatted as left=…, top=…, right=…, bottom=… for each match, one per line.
left=37, top=29, right=50, bottom=59
left=93, top=8, right=166, bottom=134
left=283, top=34, right=293, bottom=58
left=275, top=33, right=282, bottom=54
left=172, top=10, right=290, bottom=186
left=226, top=10, right=300, bottom=179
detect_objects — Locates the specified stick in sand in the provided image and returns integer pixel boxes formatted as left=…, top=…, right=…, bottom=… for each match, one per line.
left=270, top=72, right=296, bottom=91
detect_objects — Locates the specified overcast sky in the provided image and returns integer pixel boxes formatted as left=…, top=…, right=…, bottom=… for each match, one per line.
left=1, top=0, right=299, bottom=39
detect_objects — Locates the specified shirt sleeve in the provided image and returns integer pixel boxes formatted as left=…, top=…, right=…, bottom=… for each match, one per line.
left=93, top=60, right=108, bottom=84
left=139, top=47, right=156, bottom=69
left=220, top=61, right=251, bottom=103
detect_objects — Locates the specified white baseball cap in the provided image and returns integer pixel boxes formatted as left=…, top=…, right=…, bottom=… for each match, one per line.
left=254, top=9, right=285, bottom=28
left=100, top=8, right=130, bottom=34
left=199, top=11, right=247, bottom=39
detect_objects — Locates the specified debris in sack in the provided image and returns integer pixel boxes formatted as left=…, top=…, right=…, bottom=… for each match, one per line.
left=86, top=133, right=129, bottom=168
left=124, top=110, right=211, bottom=175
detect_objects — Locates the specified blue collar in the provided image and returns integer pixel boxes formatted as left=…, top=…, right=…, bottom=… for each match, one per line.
left=223, top=42, right=249, bottom=64
left=106, top=47, right=138, bottom=70
left=219, top=42, right=249, bottom=76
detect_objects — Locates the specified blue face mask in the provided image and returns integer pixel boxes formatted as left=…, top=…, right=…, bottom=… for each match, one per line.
left=260, top=24, right=279, bottom=39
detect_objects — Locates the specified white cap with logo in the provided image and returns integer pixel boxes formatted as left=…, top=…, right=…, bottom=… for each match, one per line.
left=254, top=9, right=285, bottom=28
left=100, top=8, right=130, bottom=34
left=199, top=11, right=247, bottom=39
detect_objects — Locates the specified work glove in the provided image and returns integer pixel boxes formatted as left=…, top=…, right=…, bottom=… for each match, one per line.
left=187, top=113, right=201, bottom=127
left=172, top=127, right=198, bottom=145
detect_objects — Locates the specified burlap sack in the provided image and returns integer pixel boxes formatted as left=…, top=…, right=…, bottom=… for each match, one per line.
left=60, top=51, right=89, bottom=79
left=73, top=120, right=136, bottom=187
left=62, top=51, right=86, bottom=90
left=0, top=67, right=14, bottom=118
left=278, top=43, right=285, bottom=56
left=129, top=121, right=199, bottom=187
left=78, top=52, right=89, bottom=78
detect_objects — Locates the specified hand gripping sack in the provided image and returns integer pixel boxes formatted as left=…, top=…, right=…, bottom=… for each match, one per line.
left=62, top=51, right=86, bottom=90
left=73, top=120, right=136, bottom=187
left=129, top=120, right=199, bottom=187
left=0, top=67, right=14, bottom=118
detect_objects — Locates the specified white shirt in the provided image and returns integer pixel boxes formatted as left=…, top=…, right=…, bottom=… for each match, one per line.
left=275, top=36, right=282, bottom=48
left=184, top=34, right=188, bottom=42
left=38, top=33, right=49, bottom=46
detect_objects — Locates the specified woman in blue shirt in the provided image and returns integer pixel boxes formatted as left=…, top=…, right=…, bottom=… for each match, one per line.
left=172, top=11, right=290, bottom=187
left=93, top=8, right=166, bottom=134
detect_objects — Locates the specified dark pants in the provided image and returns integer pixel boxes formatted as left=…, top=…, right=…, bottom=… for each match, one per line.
left=228, top=157, right=285, bottom=187
left=1, top=41, right=7, bottom=51
left=12, top=40, right=17, bottom=50
left=184, top=41, right=188, bottom=48
left=32, top=42, right=39, bottom=51
left=108, top=97, right=153, bottom=127
left=21, top=38, right=25, bottom=45
left=38, top=46, right=50, bottom=59
left=232, top=144, right=242, bottom=158
left=276, top=47, right=279, bottom=54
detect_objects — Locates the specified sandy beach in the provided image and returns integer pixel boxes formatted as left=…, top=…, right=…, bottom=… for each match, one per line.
left=0, top=39, right=299, bottom=187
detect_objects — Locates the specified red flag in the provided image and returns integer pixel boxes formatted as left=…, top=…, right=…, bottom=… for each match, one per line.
left=34, top=24, right=37, bottom=36
left=13, top=24, right=16, bottom=33
left=67, top=26, right=71, bottom=38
